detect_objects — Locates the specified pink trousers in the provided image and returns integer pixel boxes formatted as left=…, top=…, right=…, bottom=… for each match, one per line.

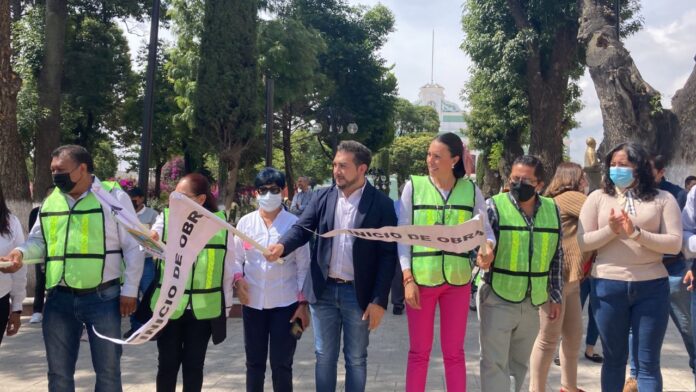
left=406, top=284, right=471, bottom=391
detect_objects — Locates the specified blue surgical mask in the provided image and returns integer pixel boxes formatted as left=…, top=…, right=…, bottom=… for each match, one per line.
left=609, top=167, right=634, bottom=189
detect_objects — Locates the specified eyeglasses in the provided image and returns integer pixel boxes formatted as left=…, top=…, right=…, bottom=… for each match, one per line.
left=509, top=176, right=537, bottom=186
left=257, top=186, right=282, bottom=195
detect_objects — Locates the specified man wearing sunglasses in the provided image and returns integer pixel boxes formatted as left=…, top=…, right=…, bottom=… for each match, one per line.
left=265, top=141, right=398, bottom=392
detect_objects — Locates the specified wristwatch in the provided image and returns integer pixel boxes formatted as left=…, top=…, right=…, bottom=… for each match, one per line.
left=12, top=310, right=21, bottom=314
left=628, top=226, right=641, bottom=239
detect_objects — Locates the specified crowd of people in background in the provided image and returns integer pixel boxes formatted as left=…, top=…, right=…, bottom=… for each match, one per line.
left=1, top=136, right=696, bottom=392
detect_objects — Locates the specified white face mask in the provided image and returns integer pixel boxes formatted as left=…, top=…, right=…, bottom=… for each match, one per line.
left=257, top=192, right=283, bottom=212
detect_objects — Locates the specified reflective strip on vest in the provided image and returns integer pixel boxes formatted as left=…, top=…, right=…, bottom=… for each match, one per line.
left=40, top=181, right=119, bottom=289
left=490, top=193, right=560, bottom=306
left=151, top=208, right=228, bottom=320
left=410, top=175, right=475, bottom=286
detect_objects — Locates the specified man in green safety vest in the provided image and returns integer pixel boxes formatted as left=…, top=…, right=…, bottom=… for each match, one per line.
left=477, top=155, right=564, bottom=392
left=1, top=145, right=144, bottom=391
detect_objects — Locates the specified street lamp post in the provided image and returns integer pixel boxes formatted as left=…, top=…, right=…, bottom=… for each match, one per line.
left=368, top=168, right=389, bottom=194
left=310, top=107, right=358, bottom=157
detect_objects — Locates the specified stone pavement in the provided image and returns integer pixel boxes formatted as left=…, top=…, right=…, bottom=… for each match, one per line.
left=0, top=306, right=693, bottom=391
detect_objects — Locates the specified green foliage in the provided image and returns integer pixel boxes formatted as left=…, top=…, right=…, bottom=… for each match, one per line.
left=259, top=17, right=327, bottom=109
left=60, top=16, right=137, bottom=152
left=461, top=0, right=585, bottom=177
left=252, top=130, right=333, bottom=185
left=388, top=132, right=436, bottom=187
left=286, top=0, right=398, bottom=153
left=12, top=5, right=45, bottom=158
left=394, top=98, right=440, bottom=135
left=119, top=43, right=182, bottom=176
left=195, top=0, right=260, bottom=203
left=649, top=93, right=664, bottom=117
left=93, top=139, right=119, bottom=179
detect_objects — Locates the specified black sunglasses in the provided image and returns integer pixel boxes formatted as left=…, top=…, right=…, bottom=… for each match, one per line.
left=257, top=186, right=282, bottom=195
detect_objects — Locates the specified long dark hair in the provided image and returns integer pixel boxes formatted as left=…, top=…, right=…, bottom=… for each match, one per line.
left=182, top=173, right=218, bottom=212
left=603, top=142, right=658, bottom=201
left=0, top=183, right=11, bottom=237
left=433, top=132, right=466, bottom=178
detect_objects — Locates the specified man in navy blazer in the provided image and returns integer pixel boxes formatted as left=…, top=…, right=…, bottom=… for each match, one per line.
left=266, top=140, right=398, bottom=392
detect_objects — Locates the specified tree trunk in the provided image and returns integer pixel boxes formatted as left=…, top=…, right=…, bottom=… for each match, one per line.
left=507, top=0, right=581, bottom=184
left=282, top=107, right=295, bottom=200
left=578, top=0, right=679, bottom=160
left=33, top=0, right=67, bottom=202
left=666, top=61, right=696, bottom=181
left=154, top=161, right=164, bottom=198
left=1, top=0, right=32, bottom=228
left=220, top=141, right=245, bottom=210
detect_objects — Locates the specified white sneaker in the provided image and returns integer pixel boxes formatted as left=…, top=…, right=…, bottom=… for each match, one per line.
left=29, top=312, right=42, bottom=324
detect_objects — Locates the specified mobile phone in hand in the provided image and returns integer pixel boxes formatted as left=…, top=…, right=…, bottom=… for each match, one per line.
left=290, top=318, right=304, bottom=340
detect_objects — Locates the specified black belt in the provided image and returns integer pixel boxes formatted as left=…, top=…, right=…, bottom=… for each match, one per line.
left=327, top=277, right=353, bottom=284
left=54, top=279, right=120, bottom=297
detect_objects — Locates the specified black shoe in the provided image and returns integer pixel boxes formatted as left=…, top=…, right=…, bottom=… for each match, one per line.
left=393, top=305, right=404, bottom=315
left=554, top=355, right=560, bottom=366
left=123, top=328, right=135, bottom=339
left=584, top=352, right=604, bottom=363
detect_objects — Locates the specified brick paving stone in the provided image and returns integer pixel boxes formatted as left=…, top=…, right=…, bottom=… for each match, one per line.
left=0, top=306, right=692, bottom=391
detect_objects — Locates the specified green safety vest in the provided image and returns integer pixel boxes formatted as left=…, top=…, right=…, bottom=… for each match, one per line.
left=41, top=181, right=122, bottom=289
left=150, top=208, right=228, bottom=320
left=489, top=193, right=560, bottom=306
left=410, top=175, right=476, bottom=286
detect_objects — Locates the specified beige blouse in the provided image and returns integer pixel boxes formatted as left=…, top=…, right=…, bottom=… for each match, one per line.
left=577, top=189, right=682, bottom=281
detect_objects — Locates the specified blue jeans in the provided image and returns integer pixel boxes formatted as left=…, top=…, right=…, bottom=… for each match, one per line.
left=592, top=277, right=669, bottom=392
left=43, top=283, right=123, bottom=392
left=580, top=278, right=599, bottom=347
left=310, top=281, right=370, bottom=392
left=130, top=257, right=155, bottom=330
left=629, top=260, right=694, bottom=377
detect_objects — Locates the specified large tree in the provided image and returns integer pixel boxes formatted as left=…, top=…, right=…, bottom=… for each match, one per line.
left=287, top=0, right=398, bottom=155
left=578, top=0, right=691, bottom=165
left=1, top=0, right=31, bottom=215
left=195, top=0, right=260, bottom=208
left=259, top=16, right=326, bottom=199
left=394, top=97, right=440, bottom=135
left=33, top=0, right=67, bottom=202
left=462, top=0, right=584, bottom=190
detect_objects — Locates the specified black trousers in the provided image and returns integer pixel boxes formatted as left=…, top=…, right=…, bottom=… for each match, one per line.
left=390, top=263, right=404, bottom=308
left=156, top=310, right=212, bottom=392
left=0, top=294, right=9, bottom=346
left=243, top=303, right=298, bottom=392
left=33, top=263, right=46, bottom=313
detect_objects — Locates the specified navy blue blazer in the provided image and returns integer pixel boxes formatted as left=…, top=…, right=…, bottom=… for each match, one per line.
left=279, top=180, right=398, bottom=310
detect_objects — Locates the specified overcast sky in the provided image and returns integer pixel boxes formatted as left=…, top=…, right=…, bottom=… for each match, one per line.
left=123, top=0, right=696, bottom=164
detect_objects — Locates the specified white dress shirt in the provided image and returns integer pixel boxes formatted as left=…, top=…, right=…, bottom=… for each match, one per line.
left=329, top=182, right=367, bottom=281
left=233, top=209, right=310, bottom=310
left=397, top=178, right=496, bottom=271
left=0, top=215, right=27, bottom=312
left=151, top=212, right=236, bottom=310
left=17, top=178, right=145, bottom=297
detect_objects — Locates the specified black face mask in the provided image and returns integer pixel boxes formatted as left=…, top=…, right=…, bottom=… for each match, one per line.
left=510, top=181, right=536, bottom=202
left=52, top=172, right=77, bottom=193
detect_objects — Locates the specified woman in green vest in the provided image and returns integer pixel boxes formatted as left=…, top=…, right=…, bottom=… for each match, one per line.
left=149, top=173, right=234, bottom=392
left=398, top=132, right=495, bottom=391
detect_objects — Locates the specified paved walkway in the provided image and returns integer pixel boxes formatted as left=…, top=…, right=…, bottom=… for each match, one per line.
left=0, top=306, right=693, bottom=391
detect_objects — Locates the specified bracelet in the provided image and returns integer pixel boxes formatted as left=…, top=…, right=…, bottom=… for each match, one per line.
left=628, top=226, right=641, bottom=239
left=403, top=276, right=415, bottom=286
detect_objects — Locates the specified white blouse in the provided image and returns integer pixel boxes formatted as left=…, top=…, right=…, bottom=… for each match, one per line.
left=233, top=209, right=311, bottom=310
left=0, top=215, right=27, bottom=312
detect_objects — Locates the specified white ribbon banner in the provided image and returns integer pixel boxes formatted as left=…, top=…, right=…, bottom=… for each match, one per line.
left=95, top=192, right=228, bottom=345
left=91, top=178, right=166, bottom=259
left=317, top=214, right=487, bottom=254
